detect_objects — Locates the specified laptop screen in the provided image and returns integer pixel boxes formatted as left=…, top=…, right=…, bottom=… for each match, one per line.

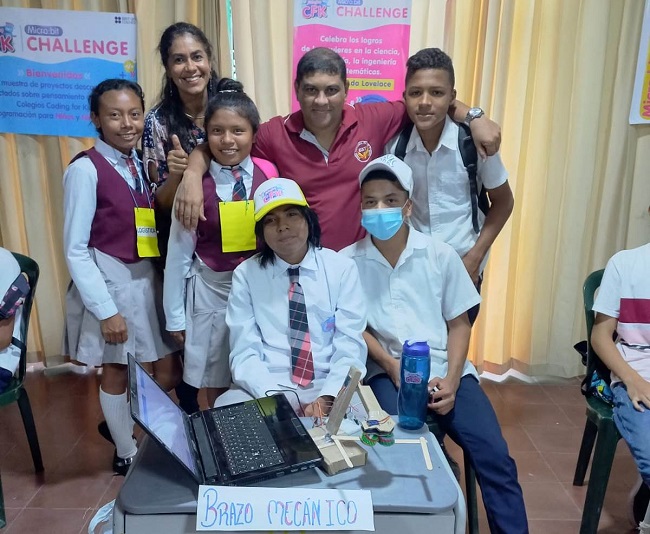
left=128, top=357, right=200, bottom=480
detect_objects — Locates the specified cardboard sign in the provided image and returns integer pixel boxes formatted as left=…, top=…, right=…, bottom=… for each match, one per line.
left=196, top=486, right=374, bottom=531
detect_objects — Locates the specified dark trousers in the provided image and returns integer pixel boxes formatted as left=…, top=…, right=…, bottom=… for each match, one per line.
left=368, top=374, right=529, bottom=533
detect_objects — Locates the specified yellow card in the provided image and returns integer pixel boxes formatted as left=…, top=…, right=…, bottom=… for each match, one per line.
left=219, top=201, right=256, bottom=252
left=134, top=207, right=160, bottom=258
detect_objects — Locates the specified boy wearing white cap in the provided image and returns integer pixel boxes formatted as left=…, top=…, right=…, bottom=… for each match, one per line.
left=220, top=178, right=367, bottom=417
left=341, top=154, right=527, bottom=533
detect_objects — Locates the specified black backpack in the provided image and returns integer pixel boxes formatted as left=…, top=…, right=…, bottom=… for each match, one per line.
left=394, top=121, right=490, bottom=234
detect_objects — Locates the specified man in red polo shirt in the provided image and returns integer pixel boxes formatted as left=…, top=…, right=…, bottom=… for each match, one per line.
left=176, top=47, right=500, bottom=251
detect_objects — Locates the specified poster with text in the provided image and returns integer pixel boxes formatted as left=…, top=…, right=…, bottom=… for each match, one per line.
left=630, top=0, right=650, bottom=124
left=0, top=7, right=137, bottom=137
left=293, top=0, right=411, bottom=111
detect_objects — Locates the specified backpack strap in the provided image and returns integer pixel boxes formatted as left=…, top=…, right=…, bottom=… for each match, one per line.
left=251, top=157, right=278, bottom=179
left=394, top=122, right=414, bottom=161
left=457, top=122, right=487, bottom=234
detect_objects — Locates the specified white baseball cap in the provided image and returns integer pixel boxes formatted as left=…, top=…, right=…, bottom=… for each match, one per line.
left=358, top=154, right=413, bottom=196
left=253, top=178, right=309, bottom=222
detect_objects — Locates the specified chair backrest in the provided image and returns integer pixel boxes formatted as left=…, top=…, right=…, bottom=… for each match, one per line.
left=10, top=253, right=39, bottom=384
left=582, top=269, right=611, bottom=383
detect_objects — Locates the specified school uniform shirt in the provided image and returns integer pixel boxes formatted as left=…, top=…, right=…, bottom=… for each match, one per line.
left=164, top=156, right=255, bottom=332
left=385, top=115, right=508, bottom=272
left=593, top=243, right=650, bottom=384
left=341, top=228, right=481, bottom=381
left=226, top=246, right=367, bottom=401
left=63, top=139, right=145, bottom=321
left=253, top=101, right=407, bottom=251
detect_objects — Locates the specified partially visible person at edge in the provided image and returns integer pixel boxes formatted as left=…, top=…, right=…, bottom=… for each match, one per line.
left=386, top=47, right=514, bottom=324
left=142, top=22, right=221, bottom=414
left=174, top=47, right=502, bottom=252
left=0, top=247, right=30, bottom=394
left=592, top=242, right=650, bottom=526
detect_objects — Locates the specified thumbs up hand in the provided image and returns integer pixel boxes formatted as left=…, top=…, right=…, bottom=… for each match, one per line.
left=167, top=134, right=189, bottom=181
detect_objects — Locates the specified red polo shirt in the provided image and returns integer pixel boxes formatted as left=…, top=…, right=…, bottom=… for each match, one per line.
left=253, top=101, right=407, bottom=251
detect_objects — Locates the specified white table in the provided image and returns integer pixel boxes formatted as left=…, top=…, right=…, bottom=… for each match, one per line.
left=112, top=422, right=465, bottom=534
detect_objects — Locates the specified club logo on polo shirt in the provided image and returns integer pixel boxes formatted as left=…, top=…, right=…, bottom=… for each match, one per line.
left=354, top=140, right=372, bottom=162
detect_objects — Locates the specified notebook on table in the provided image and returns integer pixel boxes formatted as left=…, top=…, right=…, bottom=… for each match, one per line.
left=127, top=354, right=322, bottom=486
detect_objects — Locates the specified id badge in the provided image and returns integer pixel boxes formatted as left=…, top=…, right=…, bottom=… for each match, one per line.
left=134, top=207, right=160, bottom=258
left=219, top=201, right=256, bottom=252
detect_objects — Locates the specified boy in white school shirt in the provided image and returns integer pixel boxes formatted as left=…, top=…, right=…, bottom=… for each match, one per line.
left=386, top=48, right=514, bottom=323
left=341, top=155, right=527, bottom=534
left=218, top=178, right=367, bottom=417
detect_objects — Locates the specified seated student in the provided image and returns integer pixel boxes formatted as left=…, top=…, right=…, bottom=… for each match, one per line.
left=220, top=178, right=367, bottom=416
left=342, top=155, right=528, bottom=533
left=386, top=48, right=514, bottom=323
left=0, top=247, right=30, bottom=394
left=592, top=243, right=650, bottom=525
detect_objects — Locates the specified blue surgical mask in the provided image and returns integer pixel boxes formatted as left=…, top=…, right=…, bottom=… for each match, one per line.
left=361, top=207, right=404, bottom=240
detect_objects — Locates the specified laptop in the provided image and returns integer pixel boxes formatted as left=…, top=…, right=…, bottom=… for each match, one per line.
left=127, top=354, right=322, bottom=486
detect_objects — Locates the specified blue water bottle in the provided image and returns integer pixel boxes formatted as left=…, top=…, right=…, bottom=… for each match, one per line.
left=397, top=340, right=431, bottom=430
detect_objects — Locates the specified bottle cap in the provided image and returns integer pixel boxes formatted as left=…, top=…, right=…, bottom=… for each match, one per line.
left=402, top=339, right=430, bottom=357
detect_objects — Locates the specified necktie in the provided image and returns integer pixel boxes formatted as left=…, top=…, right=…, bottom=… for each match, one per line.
left=287, top=267, right=314, bottom=386
left=124, top=156, right=142, bottom=194
left=231, top=165, right=246, bottom=201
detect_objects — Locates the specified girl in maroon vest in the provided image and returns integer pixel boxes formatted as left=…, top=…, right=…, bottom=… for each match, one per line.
left=63, top=79, right=180, bottom=476
left=163, top=80, right=277, bottom=408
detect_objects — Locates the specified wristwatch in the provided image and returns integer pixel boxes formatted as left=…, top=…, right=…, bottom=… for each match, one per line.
left=464, top=107, right=484, bottom=125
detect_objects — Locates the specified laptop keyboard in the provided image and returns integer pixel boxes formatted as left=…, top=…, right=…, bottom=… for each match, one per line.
left=212, top=403, right=285, bottom=475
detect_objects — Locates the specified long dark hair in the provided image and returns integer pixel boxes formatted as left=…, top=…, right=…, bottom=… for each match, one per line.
left=254, top=206, right=322, bottom=268
left=156, top=22, right=221, bottom=152
left=204, top=79, right=260, bottom=133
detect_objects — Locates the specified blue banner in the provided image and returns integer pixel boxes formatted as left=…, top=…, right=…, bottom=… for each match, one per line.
left=0, top=7, right=137, bottom=137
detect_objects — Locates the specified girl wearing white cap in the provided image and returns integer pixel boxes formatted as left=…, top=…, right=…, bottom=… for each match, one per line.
left=220, top=178, right=367, bottom=416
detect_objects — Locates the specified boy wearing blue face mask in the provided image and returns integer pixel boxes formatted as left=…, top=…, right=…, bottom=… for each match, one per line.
left=341, top=154, right=528, bottom=534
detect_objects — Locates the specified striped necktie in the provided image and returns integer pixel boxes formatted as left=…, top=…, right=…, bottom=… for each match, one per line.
left=287, top=267, right=314, bottom=386
left=124, top=156, right=142, bottom=194
left=231, top=165, right=246, bottom=201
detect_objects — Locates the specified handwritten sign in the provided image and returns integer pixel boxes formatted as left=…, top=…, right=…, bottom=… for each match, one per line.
left=196, top=486, right=374, bottom=531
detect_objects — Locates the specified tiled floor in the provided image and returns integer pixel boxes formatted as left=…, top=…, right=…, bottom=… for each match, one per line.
left=0, top=368, right=641, bottom=533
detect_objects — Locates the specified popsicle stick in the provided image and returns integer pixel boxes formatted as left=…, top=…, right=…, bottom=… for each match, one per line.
left=419, top=437, right=433, bottom=470
left=333, top=436, right=353, bottom=468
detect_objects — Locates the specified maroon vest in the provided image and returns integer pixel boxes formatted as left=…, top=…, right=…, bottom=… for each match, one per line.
left=195, top=163, right=269, bottom=272
left=72, top=148, right=152, bottom=264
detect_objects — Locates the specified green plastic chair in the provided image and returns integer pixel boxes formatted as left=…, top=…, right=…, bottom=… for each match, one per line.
left=0, top=471, right=4, bottom=529
left=572, top=269, right=621, bottom=534
left=427, top=416, right=479, bottom=534
left=0, top=253, right=44, bottom=473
